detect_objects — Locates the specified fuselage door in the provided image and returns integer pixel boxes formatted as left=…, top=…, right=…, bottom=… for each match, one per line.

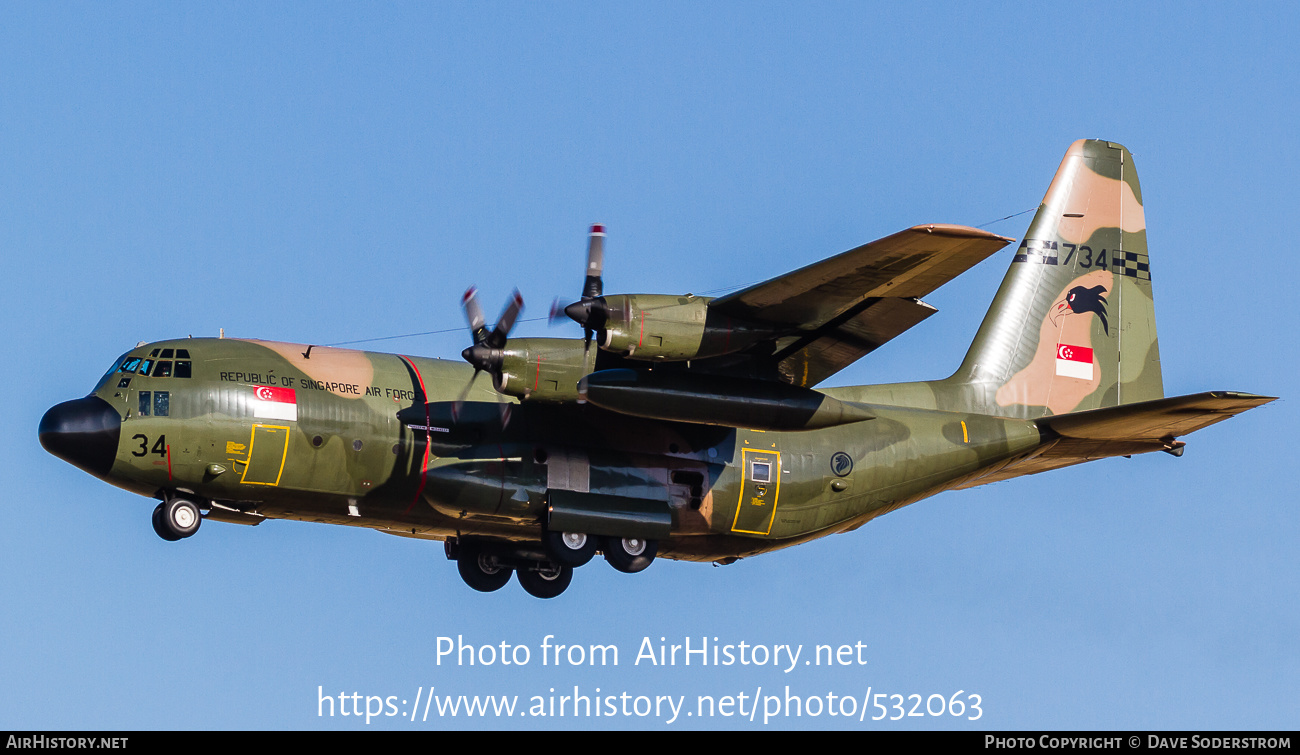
left=731, top=448, right=781, bottom=535
left=240, top=424, right=290, bottom=486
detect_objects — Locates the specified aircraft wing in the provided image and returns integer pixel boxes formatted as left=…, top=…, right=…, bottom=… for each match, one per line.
left=706, top=224, right=1013, bottom=386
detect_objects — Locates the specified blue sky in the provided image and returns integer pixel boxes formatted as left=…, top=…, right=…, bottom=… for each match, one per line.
left=3, top=2, right=1295, bottom=729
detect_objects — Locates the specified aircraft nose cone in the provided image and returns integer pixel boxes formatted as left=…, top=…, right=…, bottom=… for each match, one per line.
left=39, top=396, right=121, bottom=478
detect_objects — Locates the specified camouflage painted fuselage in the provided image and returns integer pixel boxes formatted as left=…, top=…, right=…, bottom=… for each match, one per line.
left=86, top=336, right=1041, bottom=561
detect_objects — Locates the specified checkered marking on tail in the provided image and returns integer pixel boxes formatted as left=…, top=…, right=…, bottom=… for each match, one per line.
left=1013, top=239, right=1058, bottom=265
left=1114, top=251, right=1151, bottom=280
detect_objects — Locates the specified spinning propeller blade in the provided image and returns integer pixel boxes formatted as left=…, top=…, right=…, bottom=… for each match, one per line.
left=583, top=223, right=605, bottom=299
left=564, top=224, right=611, bottom=345
left=455, top=288, right=525, bottom=423
left=462, top=287, right=488, bottom=345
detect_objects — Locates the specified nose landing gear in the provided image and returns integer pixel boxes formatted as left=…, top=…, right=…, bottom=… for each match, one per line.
left=152, top=498, right=201, bottom=541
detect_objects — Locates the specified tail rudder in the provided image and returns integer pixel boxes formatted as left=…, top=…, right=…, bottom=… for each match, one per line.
left=951, top=139, right=1162, bottom=418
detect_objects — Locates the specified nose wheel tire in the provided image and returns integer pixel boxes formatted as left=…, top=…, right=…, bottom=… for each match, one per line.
left=603, top=536, right=657, bottom=573
left=516, top=562, right=573, bottom=598
left=152, top=499, right=201, bottom=541
left=457, top=544, right=513, bottom=592
left=151, top=504, right=180, bottom=541
left=543, top=529, right=597, bottom=567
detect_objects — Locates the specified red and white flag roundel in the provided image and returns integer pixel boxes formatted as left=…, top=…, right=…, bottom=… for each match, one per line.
left=252, top=385, right=297, bottom=421
left=1055, top=344, right=1094, bottom=380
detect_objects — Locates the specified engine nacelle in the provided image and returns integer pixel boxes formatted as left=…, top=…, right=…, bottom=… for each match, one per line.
left=600, top=294, right=776, bottom=360
left=494, top=337, right=595, bottom=402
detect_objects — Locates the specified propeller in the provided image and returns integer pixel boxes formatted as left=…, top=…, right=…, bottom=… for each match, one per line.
left=455, top=287, right=524, bottom=424
left=548, top=297, right=567, bottom=326
left=562, top=224, right=611, bottom=355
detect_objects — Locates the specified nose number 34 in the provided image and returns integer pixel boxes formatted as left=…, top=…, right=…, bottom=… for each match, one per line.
left=131, top=434, right=167, bottom=458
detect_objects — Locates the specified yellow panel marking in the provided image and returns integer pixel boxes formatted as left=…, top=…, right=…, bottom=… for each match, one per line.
left=730, top=447, right=782, bottom=536
left=239, top=424, right=291, bottom=486
left=961, top=421, right=968, bottom=443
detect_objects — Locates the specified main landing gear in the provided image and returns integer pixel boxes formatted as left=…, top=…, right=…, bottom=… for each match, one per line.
left=152, top=498, right=201, bottom=541
left=455, top=542, right=513, bottom=593
left=450, top=533, right=658, bottom=598
left=542, top=529, right=597, bottom=567
left=516, top=561, right=573, bottom=599
left=602, top=536, right=658, bottom=573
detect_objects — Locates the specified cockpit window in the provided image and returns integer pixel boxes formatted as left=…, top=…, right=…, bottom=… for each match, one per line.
left=95, top=352, right=132, bottom=393
left=138, top=391, right=151, bottom=416
left=107, top=348, right=193, bottom=388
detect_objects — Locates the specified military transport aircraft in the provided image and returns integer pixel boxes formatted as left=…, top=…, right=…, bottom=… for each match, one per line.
left=40, top=139, right=1273, bottom=598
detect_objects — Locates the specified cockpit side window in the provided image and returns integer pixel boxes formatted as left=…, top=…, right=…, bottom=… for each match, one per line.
left=137, top=359, right=154, bottom=376
left=154, top=361, right=173, bottom=378
left=137, top=391, right=169, bottom=417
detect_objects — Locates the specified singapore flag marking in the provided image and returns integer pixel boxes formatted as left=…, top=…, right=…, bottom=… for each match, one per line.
left=1055, top=344, right=1094, bottom=380
left=252, top=385, right=297, bottom=421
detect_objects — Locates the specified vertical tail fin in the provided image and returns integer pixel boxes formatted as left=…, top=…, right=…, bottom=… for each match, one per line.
left=952, top=139, right=1163, bottom=418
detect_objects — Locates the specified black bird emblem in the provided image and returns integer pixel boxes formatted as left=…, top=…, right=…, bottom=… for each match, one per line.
left=1051, top=285, right=1109, bottom=334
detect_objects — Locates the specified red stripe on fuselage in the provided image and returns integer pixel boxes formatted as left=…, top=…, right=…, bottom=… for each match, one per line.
left=400, top=355, right=431, bottom=513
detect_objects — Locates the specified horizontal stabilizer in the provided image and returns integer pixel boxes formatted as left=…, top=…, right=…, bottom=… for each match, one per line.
left=1038, top=391, right=1276, bottom=441
left=951, top=391, right=1274, bottom=490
